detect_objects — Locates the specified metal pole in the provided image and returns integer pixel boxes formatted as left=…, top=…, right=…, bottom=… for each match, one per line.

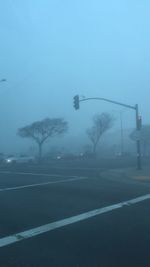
left=120, top=112, right=124, bottom=156
left=135, top=104, right=142, bottom=170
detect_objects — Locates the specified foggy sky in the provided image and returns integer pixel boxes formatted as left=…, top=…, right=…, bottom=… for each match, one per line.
left=0, top=0, right=150, bottom=153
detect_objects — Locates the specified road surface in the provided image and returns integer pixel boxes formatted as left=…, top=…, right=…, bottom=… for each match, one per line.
left=0, top=164, right=150, bottom=267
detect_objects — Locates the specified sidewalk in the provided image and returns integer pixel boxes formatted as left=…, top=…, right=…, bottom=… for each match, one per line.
left=126, top=167, right=150, bottom=182
left=101, top=166, right=150, bottom=183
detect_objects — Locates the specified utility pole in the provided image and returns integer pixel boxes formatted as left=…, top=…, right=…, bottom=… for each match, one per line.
left=112, top=110, right=124, bottom=156
left=73, top=95, right=142, bottom=170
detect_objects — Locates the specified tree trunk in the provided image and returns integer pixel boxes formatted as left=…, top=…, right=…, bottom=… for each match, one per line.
left=93, top=142, right=97, bottom=154
left=38, top=143, right=42, bottom=163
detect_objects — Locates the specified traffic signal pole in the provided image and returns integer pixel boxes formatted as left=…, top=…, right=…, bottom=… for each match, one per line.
left=135, top=104, right=142, bottom=170
left=73, top=95, right=142, bottom=170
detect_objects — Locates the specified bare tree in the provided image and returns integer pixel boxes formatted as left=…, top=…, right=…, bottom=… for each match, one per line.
left=86, top=113, right=114, bottom=154
left=18, top=118, right=68, bottom=161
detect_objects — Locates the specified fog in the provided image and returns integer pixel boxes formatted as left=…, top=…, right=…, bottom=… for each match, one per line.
left=0, top=0, right=150, bottom=154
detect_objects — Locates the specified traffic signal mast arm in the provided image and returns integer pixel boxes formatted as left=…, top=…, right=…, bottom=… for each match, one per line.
left=80, top=97, right=136, bottom=110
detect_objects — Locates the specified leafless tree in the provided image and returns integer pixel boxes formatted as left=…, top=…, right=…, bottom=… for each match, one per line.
left=86, top=113, right=114, bottom=154
left=18, top=118, right=68, bottom=161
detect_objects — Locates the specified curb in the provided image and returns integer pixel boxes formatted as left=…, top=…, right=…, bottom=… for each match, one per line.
left=101, top=168, right=150, bottom=183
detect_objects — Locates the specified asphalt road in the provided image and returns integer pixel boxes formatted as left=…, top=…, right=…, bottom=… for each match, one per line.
left=0, top=164, right=150, bottom=267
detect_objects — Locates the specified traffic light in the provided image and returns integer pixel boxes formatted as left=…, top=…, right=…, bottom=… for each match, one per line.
left=137, top=116, right=142, bottom=130
left=73, top=95, right=80, bottom=110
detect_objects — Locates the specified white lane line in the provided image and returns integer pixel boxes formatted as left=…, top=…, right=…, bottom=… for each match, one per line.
left=0, top=193, right=150, bottom=248
left=29, top=166, right=102, bottom=171
left=0, top=177, right=88, bottom=192
left=0, top=171, right=82, bottom=178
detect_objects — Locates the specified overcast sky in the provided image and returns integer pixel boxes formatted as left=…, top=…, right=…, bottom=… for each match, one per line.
left=0, top=0, right=150, bottom=153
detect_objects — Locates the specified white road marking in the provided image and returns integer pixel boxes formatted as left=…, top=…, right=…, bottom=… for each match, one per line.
left=0, top=177, right=88, bottom=192
left=0, top=170, right=83, bottom=178
left=0, top=193, right=150, bottom=248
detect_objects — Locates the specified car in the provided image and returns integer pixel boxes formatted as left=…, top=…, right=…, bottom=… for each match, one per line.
left=4, top=155, right=35, bottom=164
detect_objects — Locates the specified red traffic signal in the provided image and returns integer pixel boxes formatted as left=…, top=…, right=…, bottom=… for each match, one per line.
left=73, top=95, right=80, bottom=110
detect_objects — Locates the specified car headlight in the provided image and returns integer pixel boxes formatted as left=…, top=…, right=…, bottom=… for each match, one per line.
left=6, top=159, right=12, bottom=163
